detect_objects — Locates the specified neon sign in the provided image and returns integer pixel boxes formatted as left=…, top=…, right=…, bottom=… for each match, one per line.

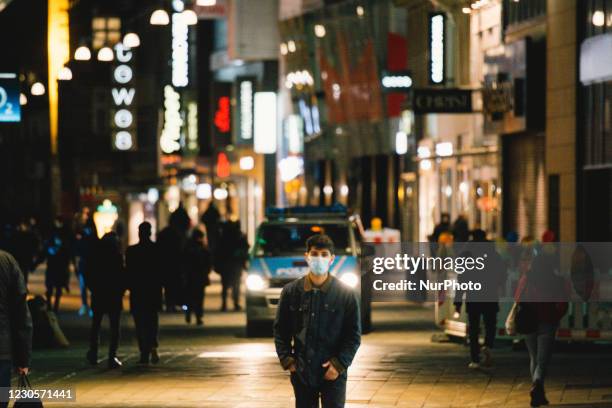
left=214, top=96, right=230, bottom=133
left=160, top=85, right=183, bottom=154
left=172, top=5, right=189, bottom=87
left=429, top=13, right=445, bottom=85
left=111, top=43, right=136, bottom=151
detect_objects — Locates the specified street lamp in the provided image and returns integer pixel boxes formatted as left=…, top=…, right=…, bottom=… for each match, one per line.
left=123, top=32, right=141, bottom=48
left=31, top=82, right=46, bottom=96
left=20, top=93, right=28, bottom=105
left=58, top=66, right=73, bottom=80
left=97, top=46, right=114, bottom=61
left=182, top=9, right=198, bottom=25
left=150, top=9, right=170, bottom=25
left=196, top=0, right=216, bottom=5
left=74, top=45, right=92, bottom=61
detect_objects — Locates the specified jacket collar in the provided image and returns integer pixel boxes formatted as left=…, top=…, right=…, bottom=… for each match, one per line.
left=304, top=273, right=333, bottom=293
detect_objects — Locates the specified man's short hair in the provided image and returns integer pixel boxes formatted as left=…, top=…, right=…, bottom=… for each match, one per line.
left=306, top=234, right=335, bottom=254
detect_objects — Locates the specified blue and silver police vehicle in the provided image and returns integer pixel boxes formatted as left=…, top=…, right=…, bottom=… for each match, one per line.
left=245, top=205, right=371, bottom=336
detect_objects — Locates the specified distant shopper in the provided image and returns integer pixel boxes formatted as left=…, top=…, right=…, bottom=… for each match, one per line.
left=0, top=250, right=33, bottom=408
left=157, top=217, right=187, bottom=312
left=86, top=232, right=125, bottom=368
left=217, top=221, right=248, bottom=311
left=454, top=229, right=507, bottom=368
left=514, top=242, right=568, bottom=407
left=451, top=214, right=470, bottom=242
left=126, top=222, right=162, bottom=364
left=75, top=217, right=98, bottom=317
left=274, top=234, right=361, bottom=408
left=429, top=213, right=451, bottom=244
left=11, top=218, right=40, bottom=286
left=44, top=216, right=73, bottom=313
left=183, top=228, right=213, bottom=325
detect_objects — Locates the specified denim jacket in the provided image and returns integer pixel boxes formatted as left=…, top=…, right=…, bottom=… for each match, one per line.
left=273, top=274, right=361, bottom=387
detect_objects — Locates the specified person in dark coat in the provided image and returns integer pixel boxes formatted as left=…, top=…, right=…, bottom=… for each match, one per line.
left=216, top=221, right=249, bottom=312
left=156, top=223, right=185, bottom=312
left=454, top=229, right=507, bottom=369
left=10, top=219, right=40, bottom=286
left=183, top=228, right=213, bottom=325
left=200, top=203, right=221, bottom=254
left=126, top=222, right=162, bottom=364
left=0, top=250, right=33, bottom=408
left=452, top=214, right=470, bottom=242
left=75, top=217, right=98, bottom=316
left=85, top=232, right=125, bottom=369
left=44, top=217, right=73, bottom=313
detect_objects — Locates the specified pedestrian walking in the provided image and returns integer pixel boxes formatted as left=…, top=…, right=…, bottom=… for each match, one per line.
left=157, top=211, right=188, bottom=312
left=183, top=228, right=212, bottom=325
left=217, top=221, right=248, bottom=311
left=44, top=216, right=73, bottom=312
left=10, top=218, right=40, bottom=286
left=126, top=222, right=162, bottom=364
left=454, top=229, right=507, bottom=368
left=513, top=241, right=568, bottom=407
left=274, top=234, right=361, bottom=408
left=85, top=231, right=125, bottom=368
left=0, top=250, right=33, bottom=408
left=451, top=214, right=470, bottom=242
left=429, top=212, right=451, bottom=244
left=201, top=203, right=221, bottom=254
left=75, top=216, right=98, bottom=317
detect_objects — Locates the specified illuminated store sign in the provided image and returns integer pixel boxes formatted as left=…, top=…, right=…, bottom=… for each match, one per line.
left=0, top=73, right=21, bottom=122
left=214, top=96, right=230, bottom=133
left=111, top=43, right=137, bottom=151
left=239, top=79, right=253, bottom=141
left=428, top=13, right=445, bottom=85
left=172, top=1, right=189, bottom=87
left=160, top=85, right=183, bottom=154
left=381, top=71, right=413, bottom=91
left=254, top=92, right=277, bottom=154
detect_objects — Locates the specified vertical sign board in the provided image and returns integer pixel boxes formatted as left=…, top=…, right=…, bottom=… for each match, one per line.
left=236, top=76, right=255, bottom=145
left=428, top=13, right=445, bottom=85
left=254, top=92, right=277, bottom=154
left=111, top=44, right=137, bottom=151
left=212, top=82, right=232, bottom=148
left=0, top=73, right=21, bottom=122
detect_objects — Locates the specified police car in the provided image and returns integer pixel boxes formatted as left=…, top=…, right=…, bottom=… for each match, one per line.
left=245, top=205, right=371, bottom=336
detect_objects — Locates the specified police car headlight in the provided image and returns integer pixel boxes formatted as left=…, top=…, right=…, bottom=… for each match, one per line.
left=339, top=273, right=359, bottom=288
left=246, top=274, right=267, bottom=291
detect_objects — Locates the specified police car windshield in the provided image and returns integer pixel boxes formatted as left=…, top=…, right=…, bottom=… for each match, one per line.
left=255, top=223, right=351, bottom=257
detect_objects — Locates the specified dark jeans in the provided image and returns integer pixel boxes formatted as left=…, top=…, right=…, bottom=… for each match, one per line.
left=525, top=323, right=557, bottom=384
left=132, top=309, right=159, bottom=356
left=290, top=373, right=347, bottom=408
left=89, top=309, right=120, bottom=358
left=221, top=277, right=240, bottom=310
left=186, top=284, right=206, bottom=319
left=0, top=360, right=10, bottom=408
left=45, top=286, right=63, bottom=313
left=467, top=306, right=497, bottom=363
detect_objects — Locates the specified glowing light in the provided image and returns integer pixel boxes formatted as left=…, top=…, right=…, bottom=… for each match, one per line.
left=147, top=188, right=159, bottom=204
left=287, top=40, right=296, bottom=53
left=74, top=46, right=91, bottom=61
left=160, top=85, right=182, bottom=154
left=340, top=273, right=359, bottom=288
left=462, top=7, right=471, bottom=14
left=444, top=185, right=452, bottom=197
left=435, top=142, right=453, bottom=157
left=246, top=274, right=266, bottom=291
left=395, top=131, right=408, bottom=155
left=592, top=11, right=605, bottom=27
left=278, top=156, right=304, bottom=182
left=240, top=80, right=253, bottom=140
left=150, top=9, right=170, bottom=25
left=429, top=14, right=445, bottom=84
left=314, top=24, right=326, bottom=38
left=182, top=9, right=198, bottom=25
left=420, top=159, right=432, bottom=171
left=58, top=66, right=72, bottom=80
left=240, top=156, right=255, bottom=170
left=216, top=152, right=230, bottom=179
left=340, top=185, right=349, bottom=196
left=196, top=184, right=212, bottom=200
left=356, top=6, right=364, bottom=16
left=459, top=182, right=469, bottom=194
left=280, top=43, right=288, bottom=55
left=172, top=11, right=189, bottom=87
left=254, top=92, right=277, bottom=154
left=30, top=82, right=45, bottom=96
left=213, top=188, right=228, bottom=200
left=382, top=75, right=413, bottom=89
left=97, top=46, right=114, bottom=61
left=19, top=93, right=27, bottom=105
left=123, top=33, right=140, bottom=48
left=417, top=146, right=431, bottom=158
left=197, top=0, right=217, bottom=5
left=323, top=185, right=333, bottom=195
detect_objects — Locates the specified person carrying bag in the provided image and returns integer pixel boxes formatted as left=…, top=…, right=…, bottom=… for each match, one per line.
left=12, top=373, right=44, bottom=408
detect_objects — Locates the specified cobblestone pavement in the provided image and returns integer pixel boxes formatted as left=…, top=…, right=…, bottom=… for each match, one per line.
left=15, top=272, right=612, bottom=407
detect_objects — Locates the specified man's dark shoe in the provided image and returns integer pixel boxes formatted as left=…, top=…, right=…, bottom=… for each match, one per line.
left=234, top=305, right=242, bottom=312
left=530, top=381, right=548, bottom=407
left=108, top=356, right=123, bottom=369
left=196, top=317, right=203, bottom=326
left=151, top=349, right=160, bottom=364
left=138, top=354, right=149, bottom=365
left=86, top=350, right=98, bottom=365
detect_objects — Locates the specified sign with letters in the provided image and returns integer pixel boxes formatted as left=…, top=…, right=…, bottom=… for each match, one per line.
left=111, top=44, right=137, bottom=151
left=0, top=73, right=21, bottom=123
left=412, top=89, right=473, bottom=114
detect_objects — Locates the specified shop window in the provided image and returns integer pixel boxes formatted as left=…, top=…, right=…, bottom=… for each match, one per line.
left=92, top=17, right=121, bottom=50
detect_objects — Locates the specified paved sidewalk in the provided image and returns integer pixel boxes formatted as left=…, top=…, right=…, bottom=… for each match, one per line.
left=18, top=272, right=612, bottom=407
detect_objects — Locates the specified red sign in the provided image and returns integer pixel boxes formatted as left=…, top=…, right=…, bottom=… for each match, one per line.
left=216, top=152, right=230, bottom=178
left=214, top=96, right=231, bottom=133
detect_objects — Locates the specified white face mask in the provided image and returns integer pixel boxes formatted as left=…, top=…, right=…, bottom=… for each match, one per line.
left=308, top=255, right=331, bottom=276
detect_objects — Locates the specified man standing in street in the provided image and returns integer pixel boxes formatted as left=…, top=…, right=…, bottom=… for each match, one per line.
left=126, top=222, right=162, bottom=364
left=0, top=250, right=33, bottom=408
left=274, top=234, right=361, bottom=408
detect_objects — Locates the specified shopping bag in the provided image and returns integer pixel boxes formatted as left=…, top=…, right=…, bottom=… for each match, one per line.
left=505, top=302, right=518, bottom=335
left=13, top=374, right=44, bottom=408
